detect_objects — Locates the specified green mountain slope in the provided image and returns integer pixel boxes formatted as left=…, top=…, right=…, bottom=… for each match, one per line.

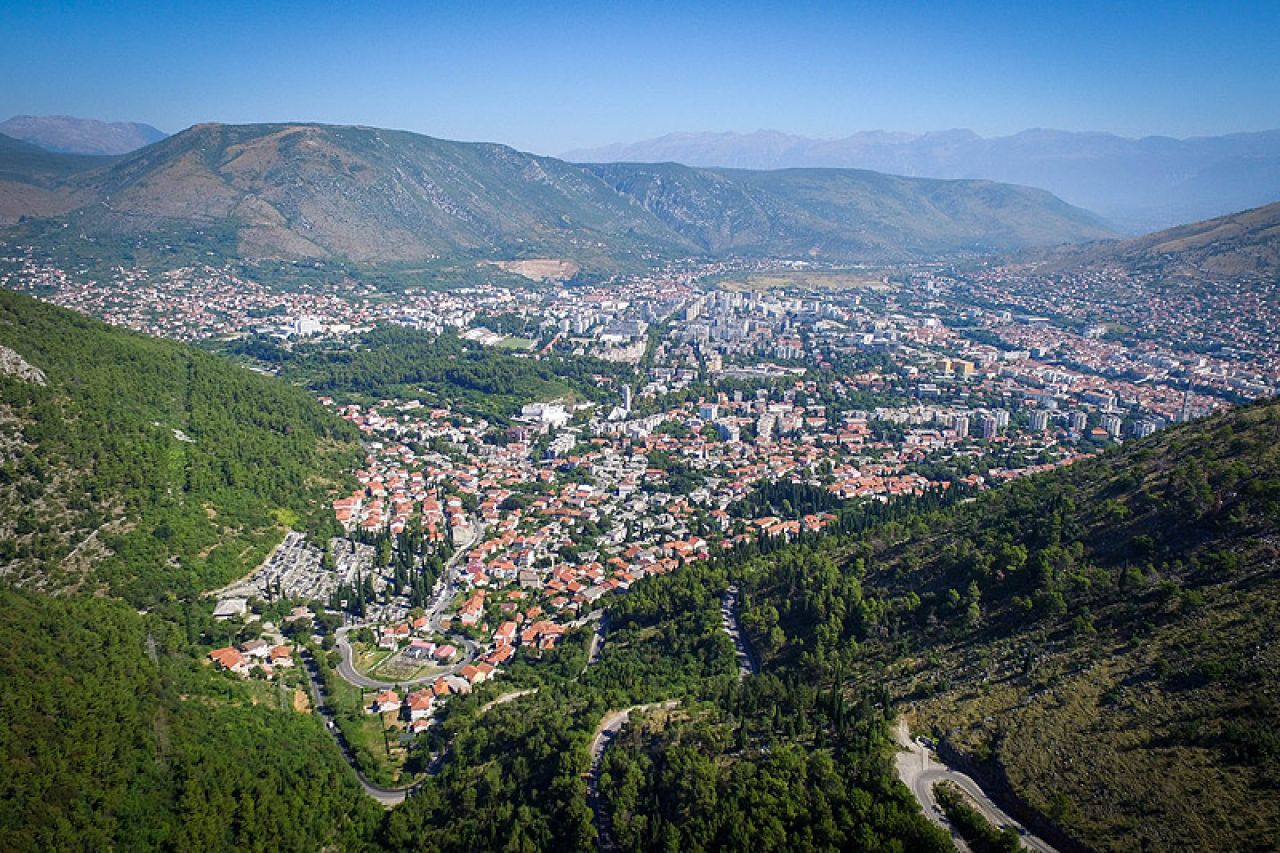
left=0, top=588, right=382, bottom=850
left=2, top=122, right=1114, bottom=272
left=0, top=289, right=358, bottom=604
left=588, top=161, right=1114, bottom=258
left=736, top=400, right=1280, bottom=850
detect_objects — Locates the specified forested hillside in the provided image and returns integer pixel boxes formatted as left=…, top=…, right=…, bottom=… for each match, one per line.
left=0, top=290, right=358, bottom=603
left=380, top=561, right=948, bottom=852
left=734, top=399, right=1280, bottom=850
left=0, top=588, right=382, bottom=850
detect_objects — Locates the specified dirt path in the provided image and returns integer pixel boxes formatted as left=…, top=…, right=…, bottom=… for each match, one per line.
left=478, top=688, right=538, bottom=714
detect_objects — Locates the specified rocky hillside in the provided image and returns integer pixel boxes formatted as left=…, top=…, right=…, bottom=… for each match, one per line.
left=1045, top=200, right=1280, bottom=281
left=588, top=161, right=1111, bottom=258
left=1, top=122, right=1114, bottom=272
left=564, top=127, right=1280, bottom=233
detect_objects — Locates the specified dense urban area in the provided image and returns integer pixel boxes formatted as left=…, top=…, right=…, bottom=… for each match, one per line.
left=4, top=244, right=1278, bottom=850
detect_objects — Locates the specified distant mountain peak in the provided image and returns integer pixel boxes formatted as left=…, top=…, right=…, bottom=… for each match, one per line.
left=0, top=114, right=166, bottom=156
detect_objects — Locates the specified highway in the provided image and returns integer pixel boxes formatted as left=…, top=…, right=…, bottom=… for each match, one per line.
left=892, top=718, right=1057, bottom=852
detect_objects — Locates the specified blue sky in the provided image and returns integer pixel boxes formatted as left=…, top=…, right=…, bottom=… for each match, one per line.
left=2, top=0, right=1278, bottom=153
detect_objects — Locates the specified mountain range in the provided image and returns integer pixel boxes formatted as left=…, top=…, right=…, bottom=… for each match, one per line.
left=0, top=114, right=166, bottom=156
left=1044, top=199, right=1280, bottom=281
left=563, top=128, right=1280, bottom=233
left=0, top=122, right=1113, bottom=273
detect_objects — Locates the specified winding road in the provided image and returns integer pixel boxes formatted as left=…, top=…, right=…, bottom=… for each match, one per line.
left=586, top=701, right=681, bottom=851
left=334, top=627, right=480, bottom=689
left=297, top=520, right=488, bottom=805
left=893, top=719, right=1057, bottom=852
left=300, top=649, right=423, bottom=807
left=332, top=517, right=484, bottom=690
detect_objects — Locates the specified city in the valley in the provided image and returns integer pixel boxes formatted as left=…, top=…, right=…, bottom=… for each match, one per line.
left=7, top=248, right=1270, bottom=786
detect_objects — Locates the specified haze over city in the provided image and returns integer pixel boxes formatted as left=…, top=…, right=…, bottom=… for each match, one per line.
left=3, top=0, right=1279, bottom=152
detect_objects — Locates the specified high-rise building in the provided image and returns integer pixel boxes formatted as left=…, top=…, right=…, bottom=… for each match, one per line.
left=715, top=420, right=740, bottom=443
left=951, top=415, right=970, bottom=438
left=1101, top=414, right=1124, bottom=437
left=1131, top=419, right=1157, bottom=439
left=1030, top=410, right=1050, bottom=432
left=1177, top=386, right=1194, bottom=423
left=977, top=414, right=998, bottom=440
left=1069, top=411, right=1088, bottom=432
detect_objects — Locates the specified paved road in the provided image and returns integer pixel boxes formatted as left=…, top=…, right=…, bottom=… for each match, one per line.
left=426, top=519, right=483, bottom=634
left=300, top=649, right=423, bottom=807
left=582, top=611, right=607, bottom=674
left=332, top=517, right=484, bottom=690
left=334, top=627, right=480, bottom=689
left=586, top=701, right=680, bottom=851
left=893, top=718, right=1057, bottom=852
left=720, top=586, right=758, bottom=679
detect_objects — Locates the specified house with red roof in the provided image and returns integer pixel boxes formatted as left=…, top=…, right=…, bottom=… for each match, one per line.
left=494, top=620, right=518, bottom=646
left=368, top=689, right=401, bottom=714
left=209, top=647, right=248, bottom=675
left=405, top=689, right=434, bottom=720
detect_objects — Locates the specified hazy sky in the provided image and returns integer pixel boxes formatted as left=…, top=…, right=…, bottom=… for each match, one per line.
left=3, top=0, right=1278, bottom=154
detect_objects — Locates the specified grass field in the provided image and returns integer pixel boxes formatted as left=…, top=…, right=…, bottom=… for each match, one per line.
left=373, top=654, right=446, bottom=683
left=317, top=651, right=418, bottom=786
left=352, top=644, right=396, bottom=675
